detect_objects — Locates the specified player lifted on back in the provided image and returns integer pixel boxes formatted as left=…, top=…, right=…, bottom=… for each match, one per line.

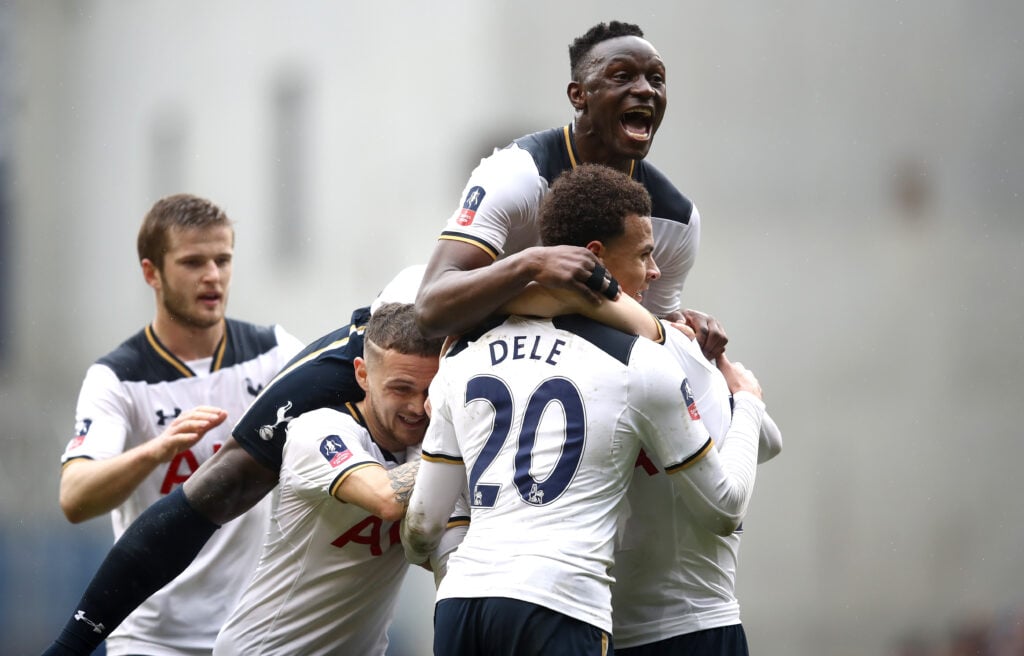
left=415, top=21, right=728, bottom=357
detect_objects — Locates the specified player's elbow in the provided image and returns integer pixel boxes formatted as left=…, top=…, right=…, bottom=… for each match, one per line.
left=401, top=512, right=443, bottom=563
left=59, top=473, right=96, bottom=524
left=413, top=296, right=451, bottom=340
left=59, top=494, right=93, bottom=524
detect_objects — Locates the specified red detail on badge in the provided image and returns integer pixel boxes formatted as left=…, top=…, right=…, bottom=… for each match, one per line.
left=69, top=436, right=85, bottom=450
left=687, top=403, right=701, bottom=421
left=456, top=208, right=476, bottom=226
left=330, top=450, right=353, bottom=468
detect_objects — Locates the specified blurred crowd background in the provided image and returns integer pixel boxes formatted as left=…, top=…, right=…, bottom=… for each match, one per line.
left=1, top=2, right=1022, bottom=654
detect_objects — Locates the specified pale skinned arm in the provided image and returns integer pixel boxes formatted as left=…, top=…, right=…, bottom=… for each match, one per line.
left=414, top=239, right=605, bottom=339
left=334, top=459, right=421, bottom=523
left=59, top=406, right=228, bottom=523
left=501, top=283, right=663, bottom=341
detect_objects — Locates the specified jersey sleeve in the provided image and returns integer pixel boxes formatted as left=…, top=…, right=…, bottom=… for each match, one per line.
left=439, top=146, right=545, bottom=260
left=231, top=314, right=367, bottom=473
left=281, top=409, right=383, bottom=502
left=61, top=364, right=131, bottom=464
left=660, top=321, right=732, bottom=442
left=420, top=374, right=463, bottom=464
left=628, top=345, right=765, bottom=535
left=626, top=341, right=713, bottom=471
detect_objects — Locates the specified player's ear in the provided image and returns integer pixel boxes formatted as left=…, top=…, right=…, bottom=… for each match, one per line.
left=354, top=357, right=369, bottom=392
left=567, top=81, right=586, bottom=111
left=585, top=240, right=604, bottom=258
left=141, top=259, right=161, bottom=290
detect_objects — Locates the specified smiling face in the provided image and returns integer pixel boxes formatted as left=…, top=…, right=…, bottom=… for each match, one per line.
left=145, top=225, right=233, bottom=330
left=355, top=342, right=439, bottom=454
left=592, top=213, right=660, bottom=303
left=569, top=35, right=667, bottom=164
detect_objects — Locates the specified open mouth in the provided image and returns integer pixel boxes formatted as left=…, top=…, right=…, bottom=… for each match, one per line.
left=399, top=414, right=427, bottom=428
left=621, top=107, right=654, bottom=141
left=198, top=292, right=222, bottom=305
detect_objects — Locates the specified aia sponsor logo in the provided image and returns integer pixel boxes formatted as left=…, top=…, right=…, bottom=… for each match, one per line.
left=320, top=434, right=352, bottom=468
left=681, top=378, right=701, bottom=421
left=456, top=186, right=486, bottom=226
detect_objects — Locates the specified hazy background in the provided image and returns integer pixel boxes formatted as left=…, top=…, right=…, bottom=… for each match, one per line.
left=1, top=1, right=1023, bottom=654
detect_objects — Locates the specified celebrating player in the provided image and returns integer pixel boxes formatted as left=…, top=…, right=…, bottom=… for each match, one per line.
left=213, top=303, right=443, bottom=655
left=401, top=165, right=767, bottom=655
left=57, top=194, right=303, bottom=655
left=416, top=20, right=728, bottom=359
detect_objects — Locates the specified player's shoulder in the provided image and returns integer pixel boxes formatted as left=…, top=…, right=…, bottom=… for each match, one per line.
left=283, top=306, right=370, bottom=368
left=635, top=159, right=695, bottom=225
left=222, top=317, right=285, bottom=365
left=288, top=406, right=359, bottom=435
left=551, top=314, right=640, bottom=365
left=509, top=126, right=573, bottom=185
left=95, top=326, right=176, bottom=383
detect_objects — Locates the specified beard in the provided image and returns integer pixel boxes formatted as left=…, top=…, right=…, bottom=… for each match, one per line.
left=160, top=285, right=224, bottom=329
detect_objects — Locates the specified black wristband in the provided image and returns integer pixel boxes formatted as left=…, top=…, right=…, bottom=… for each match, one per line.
left=585, top=264, right=608, bottom=293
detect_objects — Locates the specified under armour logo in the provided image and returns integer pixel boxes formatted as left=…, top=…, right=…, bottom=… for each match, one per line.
left=74, top=609, right=105, bottom=634
left=155, top=408, right=182, bottom=426
left=246, top=377, right=264, bottom=397
left=258, top=401, right=295, bottom=441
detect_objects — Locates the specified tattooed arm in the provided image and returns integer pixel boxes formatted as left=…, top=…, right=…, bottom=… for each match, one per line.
left=333, top=459, right=421, bottom=522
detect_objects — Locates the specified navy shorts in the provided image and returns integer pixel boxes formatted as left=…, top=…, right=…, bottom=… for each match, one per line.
left=616, top=624, right=748, bottom=656
left=434, top=597, right=613, bottom=656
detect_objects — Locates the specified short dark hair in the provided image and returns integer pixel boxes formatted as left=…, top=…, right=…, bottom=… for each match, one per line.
left=365, top=303, right=446, bottom=358
left=137, top=193, right=233, bottom=268
left=539, top=164, right=652, bottom=249
left=569, top=21, right=645, bottom=80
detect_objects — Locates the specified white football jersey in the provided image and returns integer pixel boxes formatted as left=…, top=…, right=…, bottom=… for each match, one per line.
left=423, top=314, right=712, bottom=633
left=61, top=320, right=302, bottom=656
left=214, top=406, right=412, bottom=656
left=440, top=124, right=701, bottom=317
left=612, top=323, right=777, bottom=647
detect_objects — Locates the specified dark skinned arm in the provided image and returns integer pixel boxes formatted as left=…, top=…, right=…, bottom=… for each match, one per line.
left=672, top=307, right=729, bottom=361
left=414, top=239, right=605, bottom=339
left=181, top=436, right=278, bottom=526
